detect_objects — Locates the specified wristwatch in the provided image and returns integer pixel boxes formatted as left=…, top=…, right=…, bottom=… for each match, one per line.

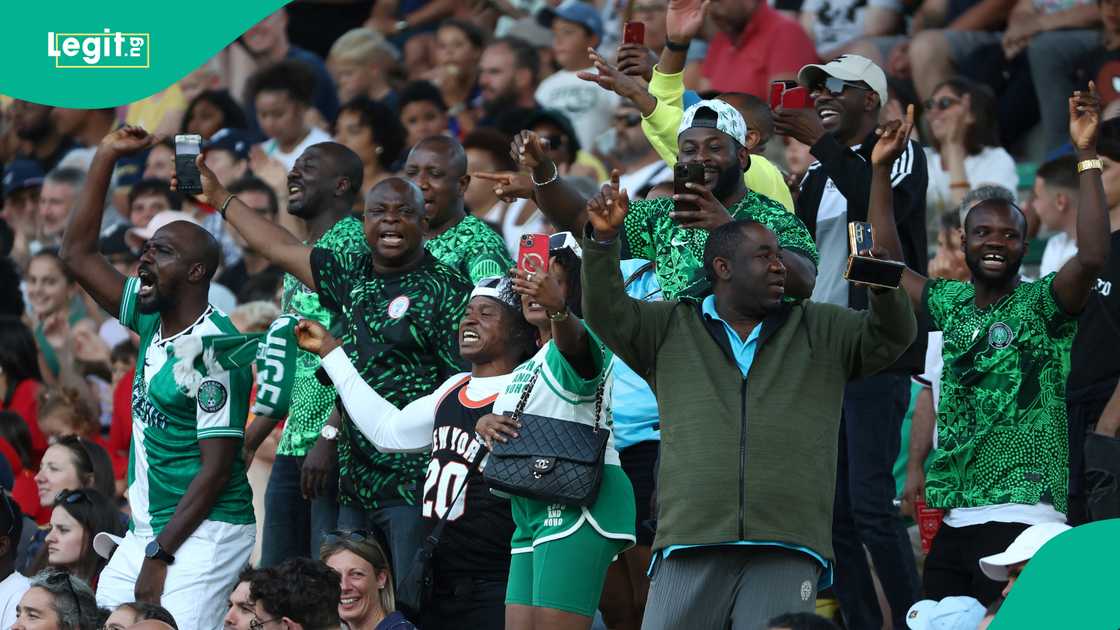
left=320, top=425, right=339, bottom=441
left=145, top=540, right=175, bottom=565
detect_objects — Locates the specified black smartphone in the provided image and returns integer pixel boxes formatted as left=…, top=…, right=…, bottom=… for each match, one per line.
left=174, top=134, right=203, bottom=195
left=848, top=221, right=874, bottom=255
left=844, top=256, right=905, bottom=289
left=673, top=162, right=705, bottom=216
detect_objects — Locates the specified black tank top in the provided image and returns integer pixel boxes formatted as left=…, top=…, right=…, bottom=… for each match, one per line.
left=424, top=376, right=514, bottom=580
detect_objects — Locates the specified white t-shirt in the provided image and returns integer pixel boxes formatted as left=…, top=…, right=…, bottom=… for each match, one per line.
left=944, top=502, right=1067, bottom=527
left=801, top=0, right=903, bottom=57
left=260, top=126, right=332, bottom=171
left=617, top=161, right=674, bottom=199
left=0, top=571, right=30, bottom=629
left=1039, top=231, right=1078, bottom=277
left=924, top=146, right=1019, bottom=214
left=534, top=69, right=621, bottom=152
left=501, top=198, right=550, bottom=259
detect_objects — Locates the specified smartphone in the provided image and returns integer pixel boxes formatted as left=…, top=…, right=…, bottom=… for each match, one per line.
left=518, top=233, right=550, bottom=274
left=673, top=162, right=705, bottom=216
left=769, top=80, right=798, bottom=110
left=781, top=86, right=814, bottom=109
left=848, top=221, right=874, bottom=255
left=844, top=256, right=905, bottom=289
left=174, top=134, right=203, bottom=195
left=623, top=21, right=645, bottom=45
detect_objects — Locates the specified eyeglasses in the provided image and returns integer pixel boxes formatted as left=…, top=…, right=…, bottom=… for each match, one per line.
left=924, top=96, right=961, bottom=112
left=249, top=617, right=280, bottom=630
left=814, top=77, right=869, bottom=96
left=614, top=112, right=642, bottom=128
left=323, top=529, right=375, bottom=545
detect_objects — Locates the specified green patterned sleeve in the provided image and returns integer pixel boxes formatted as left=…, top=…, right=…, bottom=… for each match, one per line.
left=753, top=196, right=819, bottom=266
left=922, top=278, right=958, bottom=331
left=310, top=247, right=360, bottom=316
left=1034, top=273, right=1077, bottom=328
left=622, top=199, right=656, bottom=260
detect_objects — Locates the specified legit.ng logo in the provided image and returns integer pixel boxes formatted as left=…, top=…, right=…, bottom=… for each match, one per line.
left=47, top=29, right=150, bottom=68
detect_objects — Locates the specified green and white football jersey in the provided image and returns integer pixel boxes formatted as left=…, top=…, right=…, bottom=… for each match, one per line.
left=120, top=277, right=255, bottom=536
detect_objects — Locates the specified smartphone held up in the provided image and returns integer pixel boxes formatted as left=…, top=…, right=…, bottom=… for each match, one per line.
left=518, top=233, right=550, bottom=274
left=174, top=134, right=203, bottom=195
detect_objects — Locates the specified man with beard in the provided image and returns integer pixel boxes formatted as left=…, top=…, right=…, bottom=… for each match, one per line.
left=476, top=37, right=542, bottom=135
left=580, top=184, right=916, bottom=628
left=529, top=99, right=818, bottom=301
left=8, top=100, right=77, bottom=174
left=870, top=89, right=1109, bottom=605
left=234, top=144, right=368, bottom=568
left=403, top=136, right=513, bottom=283
left=194, top=156, right=470, bottom=589
left=774, top=53, right=927, bottom=630
left=60, top=126, right=255, bottom=629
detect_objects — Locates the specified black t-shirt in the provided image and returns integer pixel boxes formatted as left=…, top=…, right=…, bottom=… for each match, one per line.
left=1068, top=230, right=1120, bottom=398
left=427, top=377, right=513, bottom=581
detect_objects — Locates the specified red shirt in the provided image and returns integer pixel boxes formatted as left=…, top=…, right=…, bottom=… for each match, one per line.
left=109, top=369, right=134, bottom=479
left=1, top=379, right=48, bottom=461
left=701, top=3, right=819, bottom=99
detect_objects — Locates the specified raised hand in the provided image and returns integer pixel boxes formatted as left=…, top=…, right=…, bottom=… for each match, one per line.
left=169, top=153, right=225, bottom=207
left=616, top=43, right=656, bottom=83
left=666, top=0, right=709, bottom=44
left=577, top=48, right=651, bottom=105
left=472, top=171, right=534, bottom=202
left=871, top=104, right=915, bottom=167
left=510, top=258, right=566, bottom=314
left=511, top=130, right=556, bottom=182
left=671, top=180, right=732, bottom=232
left=586, top=170, right=630, bottom=241
left=295, top=319, right=340, bottom=358
left=99, top=125, right=158, bottom=158
left=1070, top=81, right=1102, bottom=152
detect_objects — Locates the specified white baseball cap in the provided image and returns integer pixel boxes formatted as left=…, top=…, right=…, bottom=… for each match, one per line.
left=797, top=54, right=889, bottom=108
left=126, top=210, right=203, bottom=251
left=678, top=99, right=748, bottom=147
left=93, top=531, right=124, bottom=560
left=906, top=597, right=986, bottom=630
left=978, top=522, right=1071, bottom=581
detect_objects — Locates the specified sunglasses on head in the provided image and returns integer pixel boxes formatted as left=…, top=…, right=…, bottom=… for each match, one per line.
left=614, top=111, right=642, bottom=128
left=323, top=529, right=375, bottom=545
left=924, top=96, right=961, bottom=112
left=548, top=232, right=582, bottom=258
left=815, top=77, right=869, bottom=96
left=55, top=489, right=91, bottom=507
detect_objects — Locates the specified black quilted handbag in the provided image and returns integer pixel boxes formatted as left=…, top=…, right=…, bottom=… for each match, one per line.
left=483, top=368, right=608, bottom=506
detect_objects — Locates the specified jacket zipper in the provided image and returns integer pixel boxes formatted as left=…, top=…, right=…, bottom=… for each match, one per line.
left=739, top=378, right=748, bottom=540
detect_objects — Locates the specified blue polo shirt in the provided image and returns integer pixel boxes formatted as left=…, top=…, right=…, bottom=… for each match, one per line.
left=610, top=259, right=663, bottom=449
left=652, top=295, right=833, bottom=588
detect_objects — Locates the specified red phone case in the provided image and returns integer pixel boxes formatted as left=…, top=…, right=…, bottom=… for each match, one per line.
left=769, top=82, right=786, bottom=110
left=518, top=233, right=550, bottom=274
left=781, top=86, right=814, bottom=109
left=623, top=21, right=645, bottom=45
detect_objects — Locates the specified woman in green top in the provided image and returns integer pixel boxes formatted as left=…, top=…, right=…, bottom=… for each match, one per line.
left=26, top=250, right=90, bottom=378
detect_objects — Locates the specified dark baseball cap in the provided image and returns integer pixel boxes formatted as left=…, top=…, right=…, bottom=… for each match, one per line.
left=204, top=128, right=254, bottom=161
left=99, top=223, right=137, bottom=259
left=2, top=159, right=45, bottom=197
left=524, top=109, right=582, bottom=155
left=538, top=0, right=604, bottom=39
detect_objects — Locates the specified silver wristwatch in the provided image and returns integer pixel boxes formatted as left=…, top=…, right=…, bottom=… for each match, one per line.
left=320, top=425, right=339, bottom=441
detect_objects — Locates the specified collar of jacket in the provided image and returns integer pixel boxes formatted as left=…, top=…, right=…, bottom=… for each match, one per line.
left=681, top=295, right=793, bottom=366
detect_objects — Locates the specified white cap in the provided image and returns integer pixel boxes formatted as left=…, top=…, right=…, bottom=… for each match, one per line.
left=93, top=531, right=124, bottom=560
left=797, top=54, right=889, bottom=108
left=905, top=597, right=986, bottom=630
left=126, top=210, right=202, bottom=250
left=978, top=522, right=1071, bottom=581
left=678, top=99, right=748, bottom=147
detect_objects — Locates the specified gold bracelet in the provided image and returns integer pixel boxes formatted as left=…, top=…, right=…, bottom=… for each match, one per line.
left=219, top=193, right=236, bottom=218
left=547, top=308, right=569, bottom=322
left=1077, top=158, right=1103, bottom=173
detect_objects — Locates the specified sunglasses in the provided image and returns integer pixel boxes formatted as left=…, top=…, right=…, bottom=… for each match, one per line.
left=924, top=96, right=961, bottom=112
left=56, top=489, right=91, bottom=506
left=548, top=232, right=582, bottom=258
left=614, top=111, right=642, bottom=128
left=323, top=529, right=375, bottom=545
left=814, top=77, right=870, bottom=96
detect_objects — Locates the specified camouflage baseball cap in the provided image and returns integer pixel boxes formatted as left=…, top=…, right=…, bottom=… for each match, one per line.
left=678, top=99, right=748, bottom=147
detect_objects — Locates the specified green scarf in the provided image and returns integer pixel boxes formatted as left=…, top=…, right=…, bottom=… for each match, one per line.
left=169, top=314, right=300, bottom=419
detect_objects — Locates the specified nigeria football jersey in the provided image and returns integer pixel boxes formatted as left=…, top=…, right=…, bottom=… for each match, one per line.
left=311, top=248, right=471, bottom=509
left=119, top=277, right=254, bottom=536
left=621, top=192, right=819, bottom=300
left=425, top=215, right=514, bottom=284
left=923, top=274, right=1077, bottom=513
left=277, top=216, right=369, bottom=456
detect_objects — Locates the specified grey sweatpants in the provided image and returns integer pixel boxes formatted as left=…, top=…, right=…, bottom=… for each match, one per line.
left=641, top=545, right=822, bottom=630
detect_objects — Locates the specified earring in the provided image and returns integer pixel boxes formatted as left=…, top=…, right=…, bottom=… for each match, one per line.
left=375, top=146, right=384, bottom=155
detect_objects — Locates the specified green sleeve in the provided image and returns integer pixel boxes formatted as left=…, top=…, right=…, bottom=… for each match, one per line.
left=311, top=247, right=363, bottom=316
left=748, top=196, right=820, bottom=266
left=621, top=199, right=657, bottom=261
left=922, top=278, right=957, bottom=331
left=542, top=330, right=613, bottom=397
left=118, top=276, right=142, bottom=332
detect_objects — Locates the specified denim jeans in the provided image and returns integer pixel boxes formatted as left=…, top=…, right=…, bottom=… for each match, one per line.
left=831, top=372, right=920, bottom=630
left=260, top=454, right=339, bottom=567
left=336, top=502, right=425, bottom=590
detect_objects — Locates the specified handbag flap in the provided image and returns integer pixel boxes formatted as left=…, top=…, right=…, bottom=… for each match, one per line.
left=490, top=412, right=608, bottom=464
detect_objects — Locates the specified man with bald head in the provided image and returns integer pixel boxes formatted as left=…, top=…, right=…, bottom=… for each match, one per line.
left=203, top=157, right=471, bottom=584
left=61, top=126, right=256, bottom=630
left=404, top=135, right=513, bottom=282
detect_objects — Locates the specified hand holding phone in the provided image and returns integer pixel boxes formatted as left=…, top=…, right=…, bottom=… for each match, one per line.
left=174, top=134, right=204, bottom=195
left=518, top=234, right=550, bottom=274
left=623, top=21, right=645, bottom=45
left=843, top=221, right=905, bottom=289
left=769, top=80, right=797, bottom=110
left=673, top=162, right=705, bottom=216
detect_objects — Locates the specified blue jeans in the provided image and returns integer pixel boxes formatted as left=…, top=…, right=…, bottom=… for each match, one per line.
left=831, top=373, right=920, bottom=630
left=337, top=503, right=425, bottom=590
left=260, top=455, right=339, bottom=567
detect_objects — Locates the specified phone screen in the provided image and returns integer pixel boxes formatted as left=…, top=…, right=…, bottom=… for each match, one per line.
left=175, top=135, right=201, bottom=156
left=846, top=257, right=905, bottom=289
left=174, top=134, right=204, bottom=194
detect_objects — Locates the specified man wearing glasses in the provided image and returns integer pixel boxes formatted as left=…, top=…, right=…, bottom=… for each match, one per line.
left=773, top=54, right=927, bottom=630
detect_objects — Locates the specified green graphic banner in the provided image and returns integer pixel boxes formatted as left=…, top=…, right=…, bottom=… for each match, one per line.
left=1, top=1, right=290, bottom=107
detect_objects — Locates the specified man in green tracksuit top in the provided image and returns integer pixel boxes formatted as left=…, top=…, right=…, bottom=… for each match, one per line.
left=580, top=171, right=917, bottom=629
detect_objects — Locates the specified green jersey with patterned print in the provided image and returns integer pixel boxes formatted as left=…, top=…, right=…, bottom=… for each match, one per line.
left=923, top=274, right=1077, bottom=513
left=621, top=193, right=819, bottom=300
left=119, top=277, right=254, bottom=536
left=425, top=215, right=513, bottom=283
left=311, top=248, right=471, bottom=509
left=277, top=216, right=369, bottom=457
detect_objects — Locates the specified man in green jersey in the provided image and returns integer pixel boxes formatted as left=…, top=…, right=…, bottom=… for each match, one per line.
left=403, top=135, right=514, bottom=282
left=520, top=99, right=819, bottom=300
left=236, top=143, right=370, bottom=567
left=197, top=157, right=470, bottom=587
left=868, top=90, right=1109, bottom=605
left=61, top=126, right=255, bottom=629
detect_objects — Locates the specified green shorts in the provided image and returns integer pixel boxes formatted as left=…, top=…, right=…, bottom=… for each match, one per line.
left=504, top=464, right=636, bottom=617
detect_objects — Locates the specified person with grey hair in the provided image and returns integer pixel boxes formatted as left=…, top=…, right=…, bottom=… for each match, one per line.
left=13, top=569, right=99, bottom=630
left=36, top=168, right=87, bottom=252
left=958, top=184, right=1017, bottom=224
